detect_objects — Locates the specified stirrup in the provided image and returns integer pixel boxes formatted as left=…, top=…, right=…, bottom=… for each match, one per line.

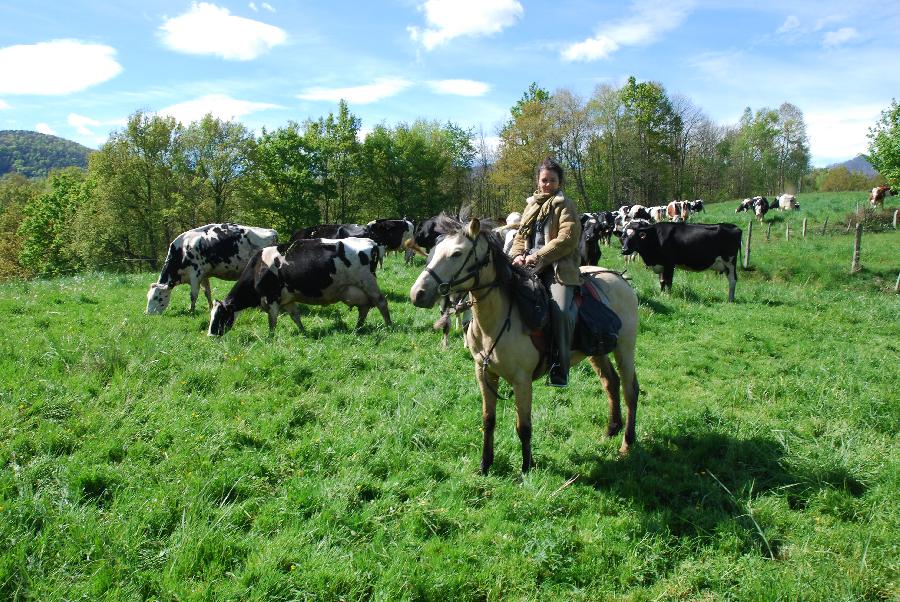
left=547, top=363, right=568, bottom=388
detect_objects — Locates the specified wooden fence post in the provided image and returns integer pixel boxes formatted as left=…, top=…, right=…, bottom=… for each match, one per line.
left=785, top=223, right=791, bottom=241
left=802, top=218, right=808, bottom=238
left=846, top=219, right=853, bottom=233
left=850, top=223, right=863, bottom=273
left=766, top=223, right=772, bottom=241
left=895, top=272, right=900, bottom=293
left=894, top=209, right=898, bottom=229
left=856, top=200, right=860, bottom=214
left=821, top=217, right=828, bottom=235
left=743, top=219, right=752, bottom=269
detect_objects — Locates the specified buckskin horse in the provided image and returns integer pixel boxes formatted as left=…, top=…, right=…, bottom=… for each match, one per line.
left=410, top=217, right=639, bottom=475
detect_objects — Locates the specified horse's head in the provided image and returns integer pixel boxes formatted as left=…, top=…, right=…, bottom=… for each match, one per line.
left=410, top=217, right=492, bottom=308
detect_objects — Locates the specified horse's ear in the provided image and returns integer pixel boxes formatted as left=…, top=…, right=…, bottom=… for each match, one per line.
left=466, top=218, right=481, bottom=238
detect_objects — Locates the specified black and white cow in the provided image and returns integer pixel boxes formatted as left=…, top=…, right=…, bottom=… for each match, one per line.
left=147, top=223, right=278, bottom=315
left=737, top=196, right=769, bottom=220
left=365, top=218, right=415, bottom=262
left=775, top=194, right=799, bottom=210
left=690, top=199, right=704, bottom=213
left=405, top=216, right=443, bottom=264
left=290, top=223, right=367, bottom=242
left=621, top=222, right=742, bottom=302
left=208, top=237, right=391, bottom=336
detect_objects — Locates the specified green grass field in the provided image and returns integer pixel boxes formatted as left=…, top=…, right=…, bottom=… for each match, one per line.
left=1, top=191, right=898, bottom=600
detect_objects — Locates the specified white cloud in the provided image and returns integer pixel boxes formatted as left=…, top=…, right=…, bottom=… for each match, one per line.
left=261, top=2, right=275, bottom=12
left=158, top=93, right=281, bottom=124
left=0, top=39, right=122, bottom=95
left=0, top=99, right=9, bottom=110
left=159, top=2, right=287, bottom=61
left=67, top=113, right=126, bottom=144
left=35, top=123, right=57, bottom=136
left=562, top=0, right=695, bottom=62
left=408, top=0, right=523, bottom=50
left=805, top=104, right=882, bottom=165
left=249, top=2, right=258, bottom=10
left=426, top=79, right=490, bottom=96
left=823, top=27, right=861, bottom=48
left=777, top=15, right=800, bottom=34
left=297, top=78, right=413, bottom=104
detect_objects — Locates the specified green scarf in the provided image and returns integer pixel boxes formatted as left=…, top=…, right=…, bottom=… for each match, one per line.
left=516, top=191, right=555, bottom=242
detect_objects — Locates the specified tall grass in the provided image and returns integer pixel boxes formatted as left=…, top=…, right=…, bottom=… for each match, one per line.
left=0, top=191, right=897, bottom=600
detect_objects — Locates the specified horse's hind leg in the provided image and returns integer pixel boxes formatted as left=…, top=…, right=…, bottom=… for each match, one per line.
left=588, top=355, right=622, bottom=437
left=612, top=346, right=639, bottom=455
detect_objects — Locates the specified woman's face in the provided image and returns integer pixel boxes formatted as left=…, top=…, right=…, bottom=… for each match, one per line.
left=538, top=168, right=560, bottom=195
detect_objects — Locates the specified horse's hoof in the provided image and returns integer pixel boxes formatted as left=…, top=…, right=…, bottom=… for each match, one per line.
left=618, top=443, right=632, bottom=456
left=606, top=423, right=623, bottom=437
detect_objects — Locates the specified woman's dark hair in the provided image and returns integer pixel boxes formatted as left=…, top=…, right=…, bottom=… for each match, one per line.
left=537, top=157, right=564, bottom=186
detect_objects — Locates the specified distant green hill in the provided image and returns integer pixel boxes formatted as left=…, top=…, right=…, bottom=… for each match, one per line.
left=0, top=130, right=93, bottom=178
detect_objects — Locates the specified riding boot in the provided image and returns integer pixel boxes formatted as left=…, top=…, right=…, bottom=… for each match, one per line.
left=547, top=281, right=576, bottom=387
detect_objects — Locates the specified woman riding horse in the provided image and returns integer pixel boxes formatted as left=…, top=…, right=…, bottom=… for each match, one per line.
left=410, top=217, right=639, bottom=475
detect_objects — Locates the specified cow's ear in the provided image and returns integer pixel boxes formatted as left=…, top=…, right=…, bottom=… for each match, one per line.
left=466, top=218, right=481, bottom=238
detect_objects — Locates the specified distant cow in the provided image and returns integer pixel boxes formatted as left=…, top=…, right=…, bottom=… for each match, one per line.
left=147, top=223, right=278, bottom=315
left=869, top=185, right=895, bottom=208
left=666, top=200, right=691, bottom=222
left=208, top=237, right=391, bottom=336
left=649, top=205, right=668, bottom=223
left=776, top=194, right=799, bottom=210
left=736, top=196, right=769, bottom=220
left=291, top=223, right=367, bottom=242
left=690, top=199, right=704, bottom=213
left=736, top=198, right=754, bottom=213
left=621, top=222, right=742, bottom=302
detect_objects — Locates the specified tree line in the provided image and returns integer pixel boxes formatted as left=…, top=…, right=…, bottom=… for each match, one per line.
left=0, top=81, right=894, bottom=280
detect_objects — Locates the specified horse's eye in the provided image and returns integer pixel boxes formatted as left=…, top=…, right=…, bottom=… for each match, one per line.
left=451, top=251, right=462, bottom=258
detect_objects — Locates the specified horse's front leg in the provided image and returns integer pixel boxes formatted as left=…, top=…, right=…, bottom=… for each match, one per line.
left=512, top=379, right=533, bottom=473
left=476, top=363, right=499, bottom=475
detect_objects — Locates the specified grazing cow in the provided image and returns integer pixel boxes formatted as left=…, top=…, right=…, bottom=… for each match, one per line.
left=776, top=194, right=799, bottom=210
left=736, top=198, right=754, bottom=213
left=579, top=213, right=604, bottom=266
left=628, top=205, right=652, bottom=220
left=147, top=223, right=278, bottom=315
left=208, top=237, right=391, bottom=336
left=621, top=222, right=742, bottom=302
left=869, top=185, right=895, bottom=208
left=291, top=223, right=367, bottom=242
left=690, top=199, right=705, bottom=213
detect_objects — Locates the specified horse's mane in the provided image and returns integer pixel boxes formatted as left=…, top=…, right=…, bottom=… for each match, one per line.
left=431, top=214, right=529, bottom=287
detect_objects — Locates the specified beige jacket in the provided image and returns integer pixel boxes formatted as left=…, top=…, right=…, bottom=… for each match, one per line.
left=508, top=192, right=582, bottom=286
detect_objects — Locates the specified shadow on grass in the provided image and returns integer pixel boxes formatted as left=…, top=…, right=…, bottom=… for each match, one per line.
left=556, top=432, right=865, bottom=554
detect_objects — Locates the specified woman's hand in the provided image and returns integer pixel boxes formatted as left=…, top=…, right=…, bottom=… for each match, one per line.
left=512, top=255, right=526, bottom=267
left=524, top=254, right=539, bottom=268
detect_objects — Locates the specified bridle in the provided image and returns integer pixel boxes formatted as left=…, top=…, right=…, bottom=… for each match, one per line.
left=424, top=232, right=496, bottom=297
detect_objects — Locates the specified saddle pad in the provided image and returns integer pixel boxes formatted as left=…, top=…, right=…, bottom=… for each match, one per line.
left=574, top=277, right=622, bottom=356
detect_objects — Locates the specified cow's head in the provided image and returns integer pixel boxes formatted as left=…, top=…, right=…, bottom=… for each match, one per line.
left=208, top=300, right=236, bottom=336
left=620, top=222, right=652, bottom=255
left=146, top=283, right=172, bottom=314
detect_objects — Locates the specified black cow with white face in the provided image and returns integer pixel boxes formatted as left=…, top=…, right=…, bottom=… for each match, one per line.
left=621, top=222, right=742, bottom=302
left=690, top=199, right=704, bottom=213
left=579, top=213, right=604, bottom=266
left=147, top=223, right=278, bottom=315
left=290, top=223, right=368, bottom=242
left=365, top=218, right=415, bottom=261
left=208, top=237, right=391, bottom=336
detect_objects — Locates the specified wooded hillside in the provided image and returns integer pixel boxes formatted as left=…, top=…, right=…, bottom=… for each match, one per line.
left=0, top=130, right=93, bottom=178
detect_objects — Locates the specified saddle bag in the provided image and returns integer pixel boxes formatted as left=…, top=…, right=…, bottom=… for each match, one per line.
left=510, top=270, right=550, bottom=331
left=574, top=278, right=622, bottom=356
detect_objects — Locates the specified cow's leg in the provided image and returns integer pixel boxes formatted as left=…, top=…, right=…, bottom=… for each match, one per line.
left=588, top=355, right=622, bottom=437
left=374, top=294, right=392, bottom=326
left=266, top=304, right=280, bottom=336
left=477, top=364, right=499, bottom=475
left=355, top=304, right=371, bottom=329
left=613, top=346, right=639, bottom=455
left=512, top=379, right=534, bottom=473
left=726, top=258, right=737, bottom=302
left=287, top=304, right=305, bottom=333
left=201, top=278, right=213, bottom=310
left=661, top=265, right=674, bottom=293
left=188, top=276, right=201, bottom=314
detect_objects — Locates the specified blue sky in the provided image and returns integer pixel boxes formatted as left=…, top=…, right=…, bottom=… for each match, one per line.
left=1, top=0, right=898, bottom=167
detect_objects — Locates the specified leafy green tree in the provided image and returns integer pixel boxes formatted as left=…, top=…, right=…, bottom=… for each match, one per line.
left=253, top=123, right=323, bottom=234
left=86, top=111, right=184, bottom=269
left=0, top=173, right=42, bottom=278
left=775, top=102, right=810, bottom=192
left=18, top=168, right=90, bottom=276
left=180, top=114, right=256, bottom=222
left=867, top=99, right=900, bottom=185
